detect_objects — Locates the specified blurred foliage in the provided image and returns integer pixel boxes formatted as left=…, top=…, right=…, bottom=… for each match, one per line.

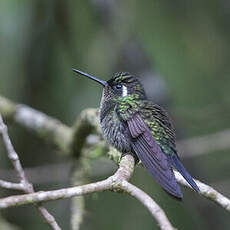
left=0, top=0, right=230, bottom=229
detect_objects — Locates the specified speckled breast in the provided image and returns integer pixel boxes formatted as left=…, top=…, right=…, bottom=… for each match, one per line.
left=99, top=110, right=132, bottom=153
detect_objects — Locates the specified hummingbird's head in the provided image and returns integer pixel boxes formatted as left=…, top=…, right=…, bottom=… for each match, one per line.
left=105, top=72, right=146, bottom=102
left=72, top=68, right=146, bottom=103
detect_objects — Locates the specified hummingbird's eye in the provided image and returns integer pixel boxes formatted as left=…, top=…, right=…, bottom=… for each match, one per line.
left=114, top=84, right=122, bottom=90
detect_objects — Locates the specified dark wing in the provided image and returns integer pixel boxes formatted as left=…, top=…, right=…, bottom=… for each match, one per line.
left=139, top=101, right=200, bottom=193
left=127, top=113, right=182, bottom=198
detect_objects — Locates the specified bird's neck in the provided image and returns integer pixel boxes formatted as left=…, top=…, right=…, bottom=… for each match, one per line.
left=99, top=90, right=144, bottom=122
left=99, top=92, right=116, bottom=122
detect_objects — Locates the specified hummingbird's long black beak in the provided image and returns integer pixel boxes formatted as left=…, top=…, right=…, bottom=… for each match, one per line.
left=72, top=68, right=107, bottom=87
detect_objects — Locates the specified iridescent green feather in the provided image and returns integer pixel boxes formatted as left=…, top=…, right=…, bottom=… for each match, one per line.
left=118, top=99, right=177, bottom=156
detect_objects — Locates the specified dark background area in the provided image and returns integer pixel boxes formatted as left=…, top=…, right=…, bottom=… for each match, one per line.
left=0, top=0, right=230, bottom=229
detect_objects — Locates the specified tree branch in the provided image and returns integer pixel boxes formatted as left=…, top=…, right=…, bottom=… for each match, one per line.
left=0, top=155, right=176, bottom=230
left=0, top=96, right=72, bottom=155
left=0, top=179, right=24, bottom=191
left=71, top=159, right=87, bottom=230
left=174, top=171, right=230, bottom=212
left=0, top=114, right=62, bottom=230
left=71, top=108, right=100, bottom=158
left=121, top=181, right=176, bottom=230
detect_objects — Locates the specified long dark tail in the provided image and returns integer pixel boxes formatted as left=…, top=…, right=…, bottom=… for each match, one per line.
left=168, top=154, right=200, bottom=193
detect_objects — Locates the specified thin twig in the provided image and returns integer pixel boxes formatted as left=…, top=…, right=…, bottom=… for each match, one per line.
left=174, top=171, right=230, bottom=212
left=38, top=206, right=62, bottom=230
left=0, top=179, right=24, bottom=191
left=0, top=115, right=31, bottom=189
left=0, top=114, right=61, bottom=230
left=121, top=181, right=176, bottom=230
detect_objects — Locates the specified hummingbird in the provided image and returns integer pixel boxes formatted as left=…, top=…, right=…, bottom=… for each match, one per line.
left=72, top=68, right=200, bottom=198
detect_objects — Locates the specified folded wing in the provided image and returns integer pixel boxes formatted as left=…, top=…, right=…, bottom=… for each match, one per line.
left=127, top=113, right=182, bottom=198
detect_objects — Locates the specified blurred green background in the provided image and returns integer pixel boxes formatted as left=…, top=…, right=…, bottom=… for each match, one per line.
left=0, top=0, right=230, bottom=229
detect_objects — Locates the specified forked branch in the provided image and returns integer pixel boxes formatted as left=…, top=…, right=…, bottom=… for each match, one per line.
left=0, top=154, right=176, bottom=230
left=0, top=114, right=62, bottom=230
